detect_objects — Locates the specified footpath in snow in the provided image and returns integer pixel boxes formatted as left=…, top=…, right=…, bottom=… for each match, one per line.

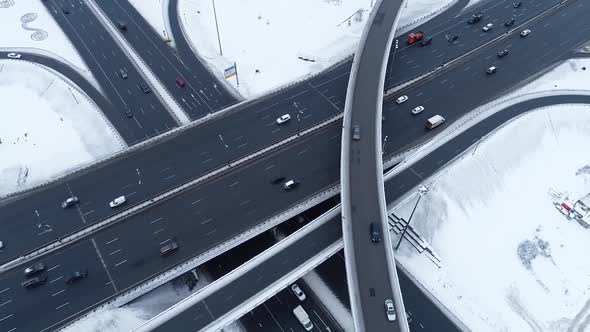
left=0, top=61, right=123, bottom=196
left=390, top=58, right=590, bottom=331
left=129, top=0, right=453, bottom=97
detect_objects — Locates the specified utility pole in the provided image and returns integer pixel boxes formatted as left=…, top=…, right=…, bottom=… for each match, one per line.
left=212, top=0, right=223, bottom=55
left=395, top=186, right=428, bottom=250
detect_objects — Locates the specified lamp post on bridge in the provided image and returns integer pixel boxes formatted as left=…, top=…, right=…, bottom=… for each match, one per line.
left=395, top=185, right=428, bottom=250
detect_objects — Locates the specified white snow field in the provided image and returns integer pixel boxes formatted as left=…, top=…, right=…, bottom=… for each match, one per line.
left=390, top=59, right=590, bottom=331
left=127, top=0, right=173, bottom=42
left=170, top=0, right=452, bottom=97
left=0, top=61, right=124, bottom=197
left=0, top=0, right=88, bottom=72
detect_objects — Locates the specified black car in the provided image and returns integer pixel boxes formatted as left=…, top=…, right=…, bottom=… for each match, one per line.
left=62, top=8, right=70, bottom=14
left=24, top=262, right=46, bottom=277
left=22, top=276, right=47, bottom=288
left=497, top=49, right=509, bottom=57
left=124, top=108, right=133, bottom=118
left=140, top=82, right=151, bottom=93
left=467, top=13, right=483, bottom=24
left=504, top=17, right=515, bottom=27
left=447, top=34, right=459, bottom=42
left=160, top=240, right=179, bottom=256
left=370, top=222, right=382, bottom=243
left=65, top=270, right=88, bottom=284
left=420, top=37, right=432, bottom=46
left=513, top=1, right=522, bottom=8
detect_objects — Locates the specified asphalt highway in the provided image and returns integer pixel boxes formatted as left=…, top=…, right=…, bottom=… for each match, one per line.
left=1, top=1, right=589, bottom=330
left=0, top=2, right=564, bottom=262
left=151, top=215, right=342, bottom=332
left=94, top=0, right=238, bottom=118
left=2, top=94, right=588, bottom=332
left=0, top=0, right=570, bottom=265
left=342, top=0, right=405, bottom=330
left=41, top=0, right=178, bottom=144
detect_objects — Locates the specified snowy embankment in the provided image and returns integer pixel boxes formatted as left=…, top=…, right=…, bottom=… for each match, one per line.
left=0, top=0, right=88, bottom=73
left=129, top=0, right=453, bottom=98
left=0, top=61, right=123, bottom=196
left=391, top=58, right=590, bottom=331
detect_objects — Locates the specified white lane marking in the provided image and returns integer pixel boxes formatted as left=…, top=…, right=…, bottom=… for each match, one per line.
left=153, top=228, right=165, bottom=235
left=0, top=300, right=12, bottom=307
left=49, top=276, right=63, bottom=284
left=55, top=302, right=70, bottom=310
left=0, top=288, right=10, bottom=294
left=105, top=238, right=118, bottom=245
left=191, top=199, right=202, bottom=205
left=0, top=314, right=14, bottom=322
left=150, top=217, right=163, bottom=224
left=52, top=289, right=66, bottom=297
left=48, top=264, right=61, bottom=272
left=201, top=218, right=213, bottom=225
left=114, top=260, right=127, bottom=267
left=108, top=249, right=121, bottom=256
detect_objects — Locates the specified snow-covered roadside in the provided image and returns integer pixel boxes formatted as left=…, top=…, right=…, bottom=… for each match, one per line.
left=0, top=0, right=88, bottom=72
left=389, top=58, right=590, bottom=331
left=0, top=61, right=123, bottom=196
left=303, top=271, right=354, bottom=332
left=173, top=0, right=452, bottom=98
left=127, top=0, right=174, bottom=43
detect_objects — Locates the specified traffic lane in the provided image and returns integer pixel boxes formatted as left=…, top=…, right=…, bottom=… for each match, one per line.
left=92, top=125, right=342, bottom=289
left=44, top=0, right=178, bottom=142
left=0, top=79, right=342, bottom=261
left=152, top=214, right=341, bottom=331
left=99, top=0, right=235, bottom=117
left=381, top=1, right=588, bottom=157
left=68, top=81, right=341, bottom=225
left=0, top=184, right=83, bottom=263
left=383, top=0, right=555, bottom=87
left=295, top=280, right=343, bottom=331
left=0, top=241, right=113, bottom=332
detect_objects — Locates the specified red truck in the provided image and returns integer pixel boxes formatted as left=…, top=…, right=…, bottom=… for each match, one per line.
left=407, top=31, right=425, bottom=44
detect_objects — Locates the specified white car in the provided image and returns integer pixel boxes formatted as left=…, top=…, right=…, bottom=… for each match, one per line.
left=520, top=29, right=531, bottom=37
left=482, top=23, right=493, bottom=32
left=7, top=53, right=22, bottom=59
left=109, top=196, right=126, bottom=208
left=276, top=114, right=291, bottom=124
left=0, top=240, right=3, bottom=249
left=291, top=283, right=306, bottom=301
left=411, top=106, right=424, bottom=115
left=395, top=95, right=408, bottom=104
left=385, top=299, right=397, bottom=321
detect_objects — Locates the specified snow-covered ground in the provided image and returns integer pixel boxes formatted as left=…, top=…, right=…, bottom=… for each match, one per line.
left=304, top=270, right=354, bottom=331
left=125, top=0, right=454, bottom=98
left=390, top=58, right=590, bottom=331
left=0, top=61, right=123, bottom=196
left=0, top=0, right=88, bottom=72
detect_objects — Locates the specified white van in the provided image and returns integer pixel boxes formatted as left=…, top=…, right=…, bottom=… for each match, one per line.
left=425, top=115, right=445, bottom=130
left=293, top=305, right=313, bottom=331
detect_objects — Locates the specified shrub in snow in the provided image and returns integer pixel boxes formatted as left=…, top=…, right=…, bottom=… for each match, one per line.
left=517, top=237, right=552, bottom=269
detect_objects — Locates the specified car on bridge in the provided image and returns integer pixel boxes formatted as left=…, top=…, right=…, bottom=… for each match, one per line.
left=520, top=29, right=531, bottom=37
left=385, top=299, right=397, bottom=321
left=395, top=95, right=408, bottom=104
left=411, top=106, right=424, bottom=115
left=370, top=222, right=382, bottom=243
left=291, top=283, right=306, bottom=301
left=160, top=240, right=179, bottom=256
left=497, top=50, right=509, bottom=58
left=482, top=23, right=494, bottom=32
left=6, top=52, right=21, bottom=59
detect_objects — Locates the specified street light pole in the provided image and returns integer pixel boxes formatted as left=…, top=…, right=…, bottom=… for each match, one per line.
left=395, top=186, right=427, bottom=250
left=296, top=113, right=301, bottom=136
left=212, top=0, right=223, bottom=56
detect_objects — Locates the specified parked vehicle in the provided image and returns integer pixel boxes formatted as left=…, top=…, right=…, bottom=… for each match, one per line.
left=119, top=68, right=128, bottom=79
left=425, top=115, right=445, bottom=130
left=0, top=241, right=3, bottom=249
left=513, top=1, right=522, bottom=8
left=447, top=34, right=459, bottom=42
left=140, top=82, right=151, bottom=93
left=292, top=305, right=313, bottom=331
left=407, top=31, right=424, bottom=44
left=117, top=21, right=127, bottom=31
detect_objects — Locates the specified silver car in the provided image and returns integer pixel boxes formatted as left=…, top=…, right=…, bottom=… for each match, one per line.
left=291, top=283, right=306, bottom=301
left=109, top=196, right=126, bottom=208
left=385, top=299, right=397, bottom=321
left=411, top=106, right=424, bottom=115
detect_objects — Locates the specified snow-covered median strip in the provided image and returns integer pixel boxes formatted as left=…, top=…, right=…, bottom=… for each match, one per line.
left=0, top=60, right=124, bottom=196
